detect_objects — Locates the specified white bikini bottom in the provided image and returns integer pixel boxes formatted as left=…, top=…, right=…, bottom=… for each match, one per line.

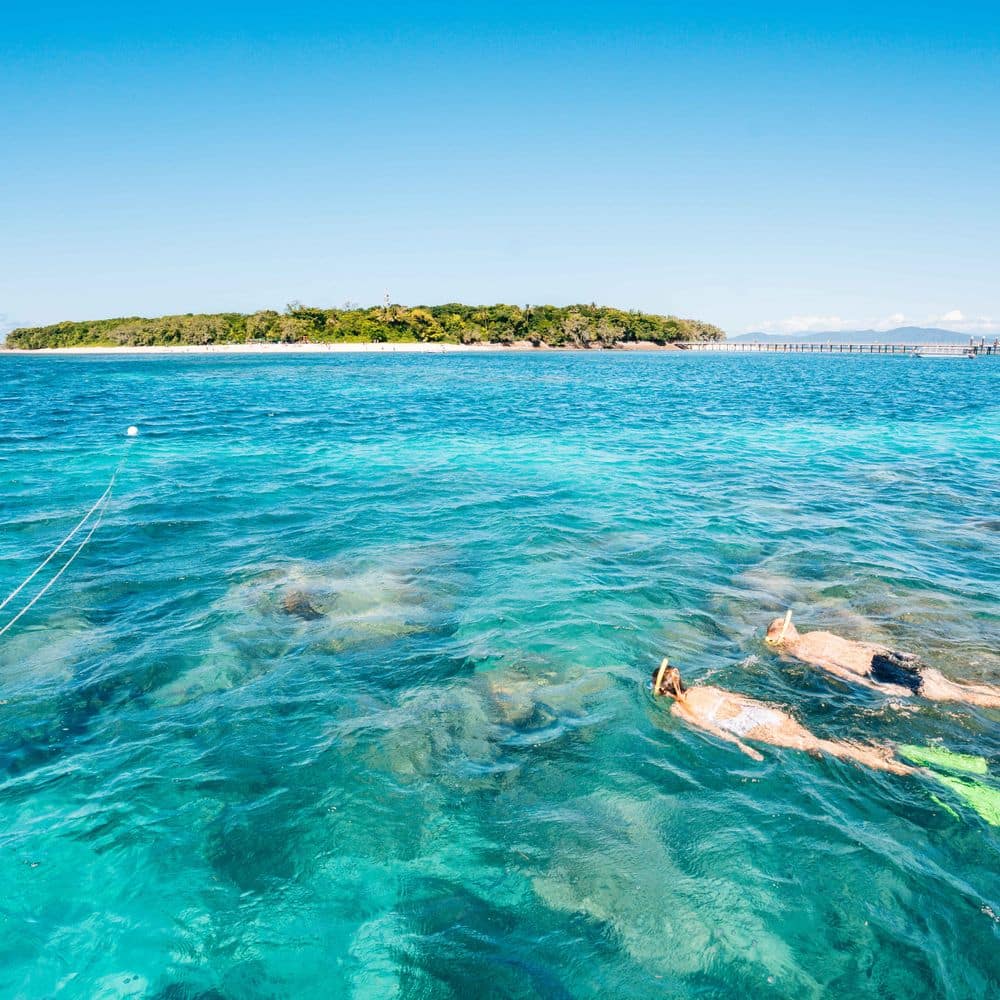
left=718, top=705, right=781, bottom=737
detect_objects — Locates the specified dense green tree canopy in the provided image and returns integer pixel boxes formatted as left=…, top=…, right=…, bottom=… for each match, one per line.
left=6, top=304, right=724, bottom=349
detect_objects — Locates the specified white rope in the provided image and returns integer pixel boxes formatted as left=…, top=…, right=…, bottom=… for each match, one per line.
left=0, top=495, right=111, bottom=639
left=0, top=437, right=133, bottom=638
left=0, top=480, right=115, bottom=614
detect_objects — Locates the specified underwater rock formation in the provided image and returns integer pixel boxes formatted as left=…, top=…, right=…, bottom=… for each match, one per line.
left=153, top=553, right=441, bottom=706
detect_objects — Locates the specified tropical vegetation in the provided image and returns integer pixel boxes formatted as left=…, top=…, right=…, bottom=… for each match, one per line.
left=6, top=303, right=724, bottom=349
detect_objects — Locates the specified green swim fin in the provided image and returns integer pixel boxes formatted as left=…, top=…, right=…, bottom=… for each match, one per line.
left=930, top=774, right=1000, bottom=828
left=899, top=744, right=988, bottom=776
left=929, top=794, right=961, bottom=822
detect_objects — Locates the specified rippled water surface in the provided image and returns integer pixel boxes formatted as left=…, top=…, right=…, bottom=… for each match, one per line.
left=1, top=352, right=998, bottom=998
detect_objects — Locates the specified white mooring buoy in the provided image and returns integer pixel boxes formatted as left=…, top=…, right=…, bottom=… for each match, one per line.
left=127, top=426, right=139, bottom=437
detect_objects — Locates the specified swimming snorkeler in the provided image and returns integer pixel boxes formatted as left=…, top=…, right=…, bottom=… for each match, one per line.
left=765, top=611, right=1000, bottom=708
left=650, top=659, right=912, bottom=773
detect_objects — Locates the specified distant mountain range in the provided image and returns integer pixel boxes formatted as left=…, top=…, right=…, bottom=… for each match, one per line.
left=729, top=326, right=984, bottom=345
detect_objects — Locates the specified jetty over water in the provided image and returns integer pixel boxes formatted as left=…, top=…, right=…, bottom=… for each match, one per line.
left=679, top=341, right=999, bottom=356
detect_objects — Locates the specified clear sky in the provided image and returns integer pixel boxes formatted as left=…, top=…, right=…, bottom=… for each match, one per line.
left=2, top=2, right=998, bottom=336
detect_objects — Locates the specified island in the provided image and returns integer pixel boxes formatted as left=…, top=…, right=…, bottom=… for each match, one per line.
left=5, top=303, right=724, bottom=350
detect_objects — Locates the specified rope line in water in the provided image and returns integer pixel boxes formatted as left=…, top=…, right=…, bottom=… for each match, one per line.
left=0, top=480, right=116, bottom=614
left=0, top=431, right=136, bottom=639
left=0, top=498, right=111, bottom=639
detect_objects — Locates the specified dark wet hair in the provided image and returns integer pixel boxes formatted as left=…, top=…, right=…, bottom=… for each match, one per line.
left=651, top=663, right=686, bottom=698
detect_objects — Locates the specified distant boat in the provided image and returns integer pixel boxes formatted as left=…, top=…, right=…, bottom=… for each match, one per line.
left=911, top=348, right=976, bottom=359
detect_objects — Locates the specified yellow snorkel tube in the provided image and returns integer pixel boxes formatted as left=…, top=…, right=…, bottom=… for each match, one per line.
left=774, top=609, right=793, bottom=643
left=653, top=657, right=670, bottom=697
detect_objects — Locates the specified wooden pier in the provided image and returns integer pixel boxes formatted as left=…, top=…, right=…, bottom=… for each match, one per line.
left=678, top=341, right=999, bottom=356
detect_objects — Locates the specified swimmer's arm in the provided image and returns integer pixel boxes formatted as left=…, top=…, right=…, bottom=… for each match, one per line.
left=790, top=644, right=868, bottom=680
left=801, top=653, right=911, bottom=696
left=822, top=658, right=914, bottom=697
left=821, top=660, right=882, bottom=688
left=672, top=705, right=764, bottom=761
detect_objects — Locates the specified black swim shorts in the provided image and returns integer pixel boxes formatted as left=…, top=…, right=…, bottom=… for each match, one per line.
left=870, top=651, right=923, bottom=694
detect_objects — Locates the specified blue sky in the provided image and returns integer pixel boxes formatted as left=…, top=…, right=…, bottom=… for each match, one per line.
left=2, top=2, right=998, bottom=336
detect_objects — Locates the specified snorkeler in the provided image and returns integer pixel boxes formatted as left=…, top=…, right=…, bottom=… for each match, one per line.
left=650, top=659, right=912, bottom=773
left=765, top=611, right=1000, bottom=708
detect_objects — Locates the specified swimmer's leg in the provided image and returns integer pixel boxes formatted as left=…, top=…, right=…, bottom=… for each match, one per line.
left=918, top=669, right=1000, bottom=708
left=811, top=738, right=914, bottom=775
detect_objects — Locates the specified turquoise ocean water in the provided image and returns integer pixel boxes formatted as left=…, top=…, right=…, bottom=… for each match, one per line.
left=0, top=352, right=998, bottom=998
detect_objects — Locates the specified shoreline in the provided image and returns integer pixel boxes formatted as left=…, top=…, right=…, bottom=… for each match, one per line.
left=1, top=340, right=683, bottom=356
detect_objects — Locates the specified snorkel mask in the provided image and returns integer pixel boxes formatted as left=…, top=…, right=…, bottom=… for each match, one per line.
left=651, top=658, right=683, bottom=699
